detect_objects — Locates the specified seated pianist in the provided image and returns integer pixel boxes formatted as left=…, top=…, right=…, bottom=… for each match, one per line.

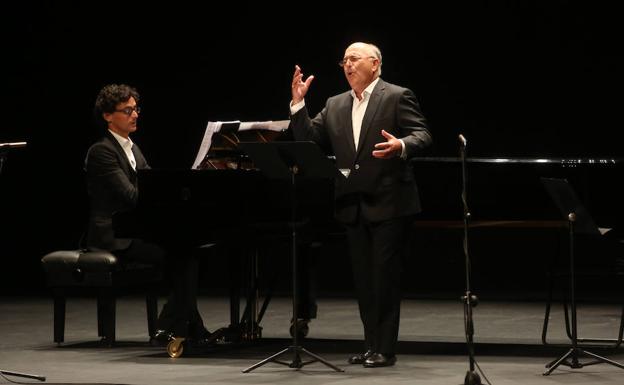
left=85, top=84, right=210, bottom=346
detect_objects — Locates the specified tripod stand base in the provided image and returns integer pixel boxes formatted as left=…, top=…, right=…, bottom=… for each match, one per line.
left=0, top=369, right=46, bottom=382
left=242, top=345, right=343, bottom=373
left=464, top=370, right=482, bottom=385
left=543, top=347, right=624, bottom=375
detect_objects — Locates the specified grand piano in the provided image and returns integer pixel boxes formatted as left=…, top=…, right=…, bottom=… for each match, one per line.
left=405, top=156, right=624, bottom=298
left=411, top=156, right=623, bottom=226
left=114, top=124, right=337, bottom=350
left=412, top=157, right=624, bottom=227
left=115, top=121, right=624, bottom=350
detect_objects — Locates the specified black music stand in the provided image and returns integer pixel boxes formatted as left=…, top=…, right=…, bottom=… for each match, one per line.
left=0, top=142, right=27, bottom=175
left=541, top=177, right=624, bottom=375
left=0, top=142, right=45, bottom=383
left=238, top=141, right=343, bottom=373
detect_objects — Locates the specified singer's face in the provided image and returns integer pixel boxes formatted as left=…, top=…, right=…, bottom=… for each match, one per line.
left=342, top=44, right=378, bottom=94
left=103, top=97, right=139, bottom=139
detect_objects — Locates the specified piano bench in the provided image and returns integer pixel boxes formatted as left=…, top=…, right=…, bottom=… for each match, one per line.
left=41, top=249, right=162, bottom=346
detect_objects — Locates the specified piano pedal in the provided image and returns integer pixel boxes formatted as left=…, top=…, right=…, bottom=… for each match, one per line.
left=166, top=325, right=265, bottom=357
left=221, top=321, right=262, bottom=342
left=241, top=328, right=262, bottom=341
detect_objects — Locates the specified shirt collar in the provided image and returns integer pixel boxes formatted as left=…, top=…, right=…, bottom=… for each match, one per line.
left=350, top=77, right=380, bottom=101
left=108, top=129, right=134, bottom=151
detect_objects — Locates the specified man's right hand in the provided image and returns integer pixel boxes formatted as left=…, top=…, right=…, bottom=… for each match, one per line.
left=291, top=65, right=314, bottom=105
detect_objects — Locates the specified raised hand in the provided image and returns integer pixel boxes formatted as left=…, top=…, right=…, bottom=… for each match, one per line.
left=291, top=65, right=314, bottom=105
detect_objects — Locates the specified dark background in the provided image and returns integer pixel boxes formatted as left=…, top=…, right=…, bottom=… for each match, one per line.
left=2, top=1, right=622, bottom=298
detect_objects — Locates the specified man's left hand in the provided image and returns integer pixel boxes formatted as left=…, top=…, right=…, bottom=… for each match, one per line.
left=372, top=130, right=401, bottom=159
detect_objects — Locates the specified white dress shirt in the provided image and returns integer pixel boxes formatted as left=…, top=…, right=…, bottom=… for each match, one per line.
left=350, top=77, right=380, bottom=150
left=108, top=129, right=137, bottom=170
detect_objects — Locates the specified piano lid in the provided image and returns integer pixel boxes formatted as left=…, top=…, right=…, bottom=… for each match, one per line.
left=410, top=156, right=624, bottom=226
left=192, top=120, right=289, bottom=170
left=411, top=157, right=623, bottom=166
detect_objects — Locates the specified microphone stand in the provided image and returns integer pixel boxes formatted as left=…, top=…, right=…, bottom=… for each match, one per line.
left=458, top=135, right=487, bottom=385
left=0, top=150, right=6, bottom=174
left=0, top=142, right=45, bottom=383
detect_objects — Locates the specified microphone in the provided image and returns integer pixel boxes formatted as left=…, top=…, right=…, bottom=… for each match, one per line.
left=458, top=134, right=467, bottom=147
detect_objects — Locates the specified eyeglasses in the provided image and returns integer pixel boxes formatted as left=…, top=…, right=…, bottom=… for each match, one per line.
left=114, top=106, right=141, bottom=116
left=338, top=55, right=376, bottom=67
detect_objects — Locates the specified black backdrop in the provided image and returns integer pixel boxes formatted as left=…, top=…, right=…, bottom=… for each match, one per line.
left=2, top=1, right=622, bottom=296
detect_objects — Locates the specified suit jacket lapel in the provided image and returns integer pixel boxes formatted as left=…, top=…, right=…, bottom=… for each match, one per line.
left=357, top=79, right=385, bottom=158
left=131, top=145, right=146, bottom=169
left=105, top=131, right=135, bottom=177
left=339, top=93, right=356, bottom=158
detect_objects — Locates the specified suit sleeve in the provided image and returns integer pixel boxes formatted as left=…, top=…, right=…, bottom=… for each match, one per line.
left=289, top=103, right=332, bottom=151
left=86, top=143, right=138, bottom=206
left=397, top=89, right=432, bottom=158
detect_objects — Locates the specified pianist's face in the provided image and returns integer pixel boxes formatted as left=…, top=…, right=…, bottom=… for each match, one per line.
left=103, top=97, right=139, bottom=139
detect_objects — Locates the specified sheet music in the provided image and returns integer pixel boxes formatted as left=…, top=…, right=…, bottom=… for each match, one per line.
left=191, top=121, right=226, bottom=169
left=598, top=227, right=612, bottom=236
left=239, top=120, right=289, bottom=132
left=191, top=120, right=289, bottom=169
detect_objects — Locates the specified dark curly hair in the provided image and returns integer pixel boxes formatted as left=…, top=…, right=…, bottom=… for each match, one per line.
left=93, top=84, right=140, bottom=128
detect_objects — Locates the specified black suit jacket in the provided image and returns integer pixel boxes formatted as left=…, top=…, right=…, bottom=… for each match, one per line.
left=84, top=131, right=149, bottom=251
left=290, top=79, right=432, bottom=224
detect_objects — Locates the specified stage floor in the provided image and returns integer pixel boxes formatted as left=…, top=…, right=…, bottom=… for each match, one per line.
left=1, top=295, right=623, bottom=384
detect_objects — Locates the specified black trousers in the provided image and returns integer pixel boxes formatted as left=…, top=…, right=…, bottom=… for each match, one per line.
left=116, top=239, right=205, bottom=338
left=346, top=216, right=412, bottom=355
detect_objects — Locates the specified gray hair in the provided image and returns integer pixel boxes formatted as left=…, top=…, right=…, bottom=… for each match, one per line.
left=368, top=43, right=382, bottom=77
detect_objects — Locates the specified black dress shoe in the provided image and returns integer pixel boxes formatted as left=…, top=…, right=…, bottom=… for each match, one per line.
left=190, top=326, right=212, bottom=340
left=363, top=353, right=396, bottom=368
left=189, top=332, right=219, bottom=350
left=347, top=349, right=374, bottom=364
left=150, top=329, right=174, bottom=346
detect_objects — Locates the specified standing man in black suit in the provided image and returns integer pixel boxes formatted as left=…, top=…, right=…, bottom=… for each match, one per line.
left=85, top=84, right=209, bottom=344
left=289, top=42, right=432, bottom=367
